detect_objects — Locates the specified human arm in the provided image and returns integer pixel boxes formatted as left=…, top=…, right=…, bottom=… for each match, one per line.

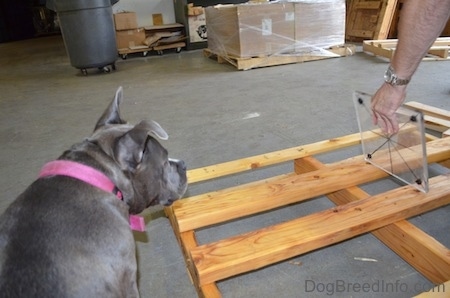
left=371, top=0, right=450, bottom=134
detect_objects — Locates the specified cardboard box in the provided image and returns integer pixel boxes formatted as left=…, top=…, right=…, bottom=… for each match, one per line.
left=205, top=3, right=295, bottom=58
left=114, top=12, right=138, bottom=30
left=187, top=3, right=205, bottom=16
left=115, top=28, right=146, bottom=49
left=294, top=0, right=345, bottom=52
left=188, top=14, right=207, bottom=43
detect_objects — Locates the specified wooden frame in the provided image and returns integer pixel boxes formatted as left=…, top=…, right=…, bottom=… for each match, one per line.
left=165, top=103, right=450, bottom=297
left=363, top=37, right=450, bottom=61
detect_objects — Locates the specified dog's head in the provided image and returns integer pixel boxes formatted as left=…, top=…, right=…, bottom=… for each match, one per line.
left=86, top=87, right=187, bottom=214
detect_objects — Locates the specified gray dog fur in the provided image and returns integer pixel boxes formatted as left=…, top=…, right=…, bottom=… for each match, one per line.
left=0, top=87, right=188, bottom=297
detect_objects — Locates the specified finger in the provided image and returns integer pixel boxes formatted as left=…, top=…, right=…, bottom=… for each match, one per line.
left=376, top=113, right=390, bottom=134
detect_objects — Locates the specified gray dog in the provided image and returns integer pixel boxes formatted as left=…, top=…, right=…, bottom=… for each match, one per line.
left=0, top=87, right=188, bottom=297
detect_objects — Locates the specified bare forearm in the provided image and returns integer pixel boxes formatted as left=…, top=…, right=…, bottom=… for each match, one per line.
left=392, top=0, right=450, bottom=79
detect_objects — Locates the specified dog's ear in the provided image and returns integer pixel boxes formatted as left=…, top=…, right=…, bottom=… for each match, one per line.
left=94, top=86, right=126, bottom=131
left=114, top=120, right=169, bottom=171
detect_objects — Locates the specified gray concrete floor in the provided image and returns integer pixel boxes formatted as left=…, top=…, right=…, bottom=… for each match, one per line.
left=0, top=35, right=449, bottom=298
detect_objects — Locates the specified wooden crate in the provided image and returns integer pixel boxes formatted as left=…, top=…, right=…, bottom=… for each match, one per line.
left=165, top=104, right=450, bottom=297
left=363, top=37, right=450, bottom=61
left=346, top=0, right=398, bottom=41
left=203, top=44, right=355, bottom=70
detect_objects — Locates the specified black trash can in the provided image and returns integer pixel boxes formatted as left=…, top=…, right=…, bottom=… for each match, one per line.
left=48, top=0, right=118, bottom=75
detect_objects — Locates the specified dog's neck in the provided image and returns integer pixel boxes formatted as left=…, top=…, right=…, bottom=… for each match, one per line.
left=39, top=160, right=145, bottom=232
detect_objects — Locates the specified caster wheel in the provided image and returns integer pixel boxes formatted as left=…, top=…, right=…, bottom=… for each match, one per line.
left=176, top=47, right=182, bottom=53
left=143, top=51, right=148, bottom=57
left=81, top=69, right=88, bottom=76
left=102, top=66, right=111, bottom=73
left=157, top=50, right=163, bottom=55
left=121, top=54, right=127, bottom=60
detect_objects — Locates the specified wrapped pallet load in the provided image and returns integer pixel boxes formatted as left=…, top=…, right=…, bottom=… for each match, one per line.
left=205, top=0, right=345, bottom=58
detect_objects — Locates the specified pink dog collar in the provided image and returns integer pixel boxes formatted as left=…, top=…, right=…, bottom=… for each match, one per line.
left=39, top=160, right=145, bottom=232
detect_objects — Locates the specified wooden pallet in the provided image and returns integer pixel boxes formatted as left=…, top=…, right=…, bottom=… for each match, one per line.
left=203, top=44, right=356, bottom=70
left=165, top=104, right=450, bottom=297
left=363, top=37, right=450, bottom=60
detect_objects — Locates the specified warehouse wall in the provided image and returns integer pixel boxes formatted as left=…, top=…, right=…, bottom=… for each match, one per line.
left=112, top=0, right=176, bottom=27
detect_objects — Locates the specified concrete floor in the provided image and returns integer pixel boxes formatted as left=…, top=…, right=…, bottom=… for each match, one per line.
left=0, top=35, right=449, bottom=298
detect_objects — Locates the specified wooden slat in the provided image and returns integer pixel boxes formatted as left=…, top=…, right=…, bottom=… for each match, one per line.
left=363, top=38, right=450, bottom=60
left=172, top=137, right=450, bottom=233
left=188, top=130, right=373, bottom=184
left=428, top=49, right=448, bottom=59
left=296, top=156, right=450, bottom=284
left=199, top=284, right=221, bottom=298
left=423, top=115, right=450, bottom=132
left=203, top=45, right=355, bottom=71
left=404, top=101, right=450, bottom=121
left=354, top=1, right=381, bottom=9
left=362, top=40, right=395, bottom=58
left=374, top=0, right=399, bottom=39
left=190, top=174, right=450, bottom=286
left=373, top=222, right=450, bottom=284
left=405, top=101, right=450, bottom=133
left=177, top=158, right=383, bottom=232
left=166, top=205, right=222, bottom=297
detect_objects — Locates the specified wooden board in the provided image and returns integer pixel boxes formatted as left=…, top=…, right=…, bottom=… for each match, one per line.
left=296, top=156, right=450, bottom=285
left=190, top=174, right=450, bottom=286
left=203, top=44, right=356, bottom=70
left=166, top=104, right=450, bottom=297
left=363, top=37, right=450, bottom=61
left=346, top=0, right=398, bottom=41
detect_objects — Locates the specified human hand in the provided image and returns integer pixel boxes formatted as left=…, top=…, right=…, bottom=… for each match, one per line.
left=371, top=83, right=407, bottom=134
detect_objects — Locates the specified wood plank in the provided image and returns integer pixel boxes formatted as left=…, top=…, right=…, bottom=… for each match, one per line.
left=363, top=38, right=450, bottom=60
left=296, top=156, right=450, bottom=284
left=354, top=1, right=381, bottom=9
left=404, top=101, right=450, bottom=121
left=373, top=222, right=450, bottom=284
left=190, top=174, right=450, bottom=286
left=181, top=231, right=223, bottom=298
left=203, top=45, right=355, bottom=71
left=166, top=205, right=222, bottom=297
left=374, top=0, right=398, bottom=39
left=348, top=30, right=377, bottom=39
left=362, top=40, right=395, bottom=58
left=173, top=137, right=450, bottom=233
left=199, top=284, right=221, bottom=298
left=428, top=49, right=448, bottom=59
left=423, top=115, right=450, bottom=132
left=187, top=130, right=370, bottom=184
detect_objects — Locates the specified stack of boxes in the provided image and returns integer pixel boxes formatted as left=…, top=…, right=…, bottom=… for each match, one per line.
left=187, top=4, right=207, bottom=44
left=113, top=12, right=146, bottom=50
left=205, top=0, right=345, bottom=58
